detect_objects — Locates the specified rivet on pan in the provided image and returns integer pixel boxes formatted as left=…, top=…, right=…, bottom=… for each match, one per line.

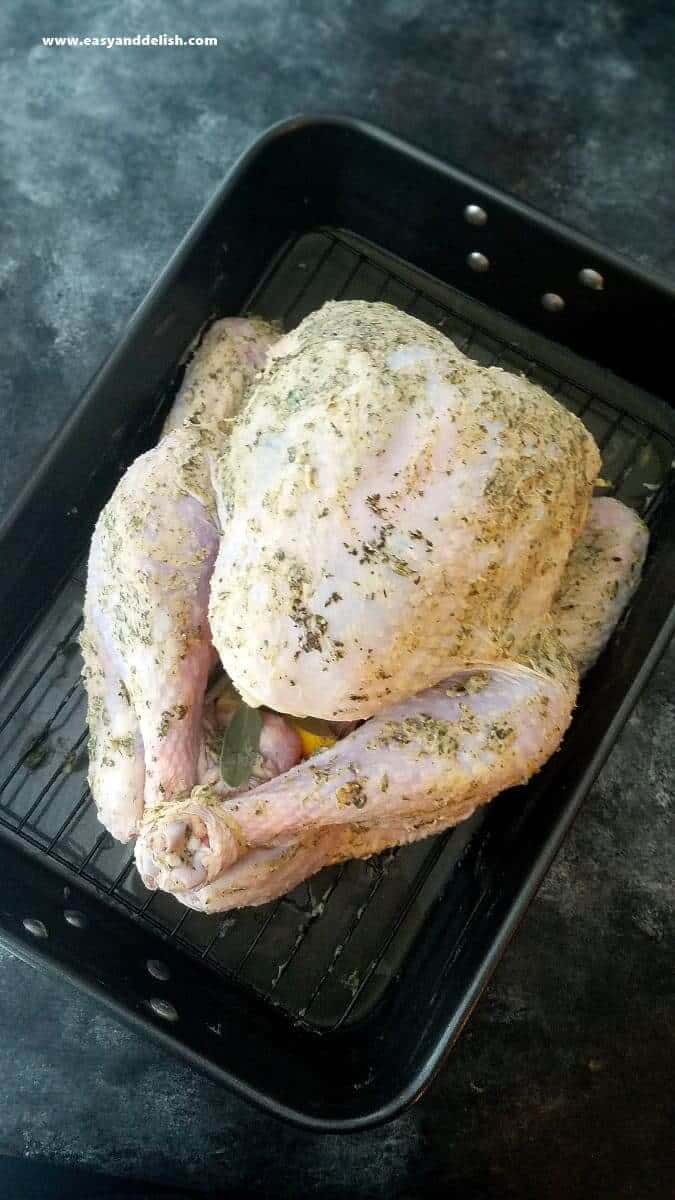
left=147, top=959, right=171, bottom=982
left=467, top=251, right=490, bottom=272
left=23, top=918, right=48, bottom=939
left=148, top=997, right=179, bottom=1022
left=578, top=267, right=604, bottom=290
left=541, top=292, right=565, bottom=312
left=464, top=203, right=487, bottom=226
left=64, top=910, right=88, bottom=929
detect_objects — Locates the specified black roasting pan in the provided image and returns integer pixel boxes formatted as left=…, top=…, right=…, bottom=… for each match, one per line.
left=0, top=116, right=673, bottom=1130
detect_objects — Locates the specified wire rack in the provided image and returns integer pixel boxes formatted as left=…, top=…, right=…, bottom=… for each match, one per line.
left=0, top=228, right=673, bottom=1032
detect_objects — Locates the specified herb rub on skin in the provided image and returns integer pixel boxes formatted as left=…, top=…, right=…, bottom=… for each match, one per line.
left=210, top=301, right=600, bottom=722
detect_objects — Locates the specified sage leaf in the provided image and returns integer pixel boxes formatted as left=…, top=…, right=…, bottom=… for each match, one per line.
left=220, top=703, right=263, bottom=788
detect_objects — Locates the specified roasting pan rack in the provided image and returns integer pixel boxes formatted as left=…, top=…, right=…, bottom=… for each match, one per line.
left=0, top=117, right=673, bottom=1130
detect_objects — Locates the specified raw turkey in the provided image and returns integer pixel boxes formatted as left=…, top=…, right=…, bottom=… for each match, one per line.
left=80, top=300, right=648, bottom=909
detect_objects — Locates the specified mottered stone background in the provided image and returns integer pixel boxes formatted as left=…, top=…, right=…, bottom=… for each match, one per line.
left=0, top=1, right=672, bottom=1196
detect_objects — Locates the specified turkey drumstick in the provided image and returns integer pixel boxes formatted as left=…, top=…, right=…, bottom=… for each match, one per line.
left=81, top=318, right=277, bottom=841
left=136, top=634, right=576, bottom=897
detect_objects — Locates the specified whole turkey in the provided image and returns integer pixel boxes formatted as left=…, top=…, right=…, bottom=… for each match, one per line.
left=81, top=301, right=648, bottom=909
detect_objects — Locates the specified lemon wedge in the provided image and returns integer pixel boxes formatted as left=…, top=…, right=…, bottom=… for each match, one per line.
left=289, top=718, right=337, bottom=758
